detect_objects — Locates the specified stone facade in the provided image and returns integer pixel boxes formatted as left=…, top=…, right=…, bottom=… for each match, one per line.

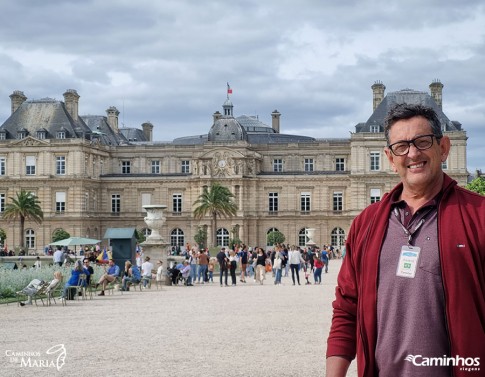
left=0, top=81, right=468, bottom=252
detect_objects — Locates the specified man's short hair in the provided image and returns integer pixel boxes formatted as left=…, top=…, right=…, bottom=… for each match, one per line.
left=384, top=103, right=443, bottom=145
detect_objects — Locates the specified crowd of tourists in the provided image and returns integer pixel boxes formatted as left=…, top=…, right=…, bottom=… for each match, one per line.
left=168, top=243, right=344, bottom=287
left=15, top=241, right=344, bottom=307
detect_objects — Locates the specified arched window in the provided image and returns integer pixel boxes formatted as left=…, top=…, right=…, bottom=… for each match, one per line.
left=216, top=228, right=230, bottom=247
left=170, top=228, right=185, bottom=247
left=331, top=227, right=346, bottom=248
left=25, top=229, right=35, bottom=249
left=266, top=227, right=279, bottom=246
left=298, top=228, right=307, bottom=247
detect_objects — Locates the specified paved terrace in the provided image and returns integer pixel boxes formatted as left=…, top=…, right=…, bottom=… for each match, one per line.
left=1, top=259, right=357, bottom=377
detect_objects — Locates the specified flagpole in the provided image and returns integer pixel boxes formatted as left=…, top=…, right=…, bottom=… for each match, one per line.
left=227, top=82, right=232, bottom=99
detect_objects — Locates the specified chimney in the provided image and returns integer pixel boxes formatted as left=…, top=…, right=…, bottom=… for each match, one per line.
left=371, top=81, right=386, bottom=112
left=213, top=111, right=222, bottom=123
left=63, top=89, right=80, bottom=121
left=429, top=79, right=444, bottom=109
left=142, top=122, right=153, bottom=142
left=9, top=90, right=27, bottom=114
left=106, top=106, right=120, bottom=132
left=271, top=109, right=281, bottom=133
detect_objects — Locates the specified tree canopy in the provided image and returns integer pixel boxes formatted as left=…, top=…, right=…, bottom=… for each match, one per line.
left=267, top=230, right=286, bottom=246
left=193, top=182, right=238, bottom=247
left=52, top=229, right=71, bottom=243
left=2, top=190, right=44, bottom=248
left=465, top=177, right=485, bottom=195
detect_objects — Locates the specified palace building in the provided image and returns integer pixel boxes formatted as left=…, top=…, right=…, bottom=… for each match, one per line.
left=0, top=81, right=467, bottom=252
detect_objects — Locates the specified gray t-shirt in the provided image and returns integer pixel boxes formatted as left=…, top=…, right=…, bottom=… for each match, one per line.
left=375, top=200, right=451, bottom=376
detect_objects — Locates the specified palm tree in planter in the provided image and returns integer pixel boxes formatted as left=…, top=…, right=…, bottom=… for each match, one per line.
left=193, top=182, right=238, bottom=247
left=2, top=190, right=44, bottom=250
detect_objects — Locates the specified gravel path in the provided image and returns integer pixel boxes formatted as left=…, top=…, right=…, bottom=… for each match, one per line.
left=1, top=259, right=358, bottom=377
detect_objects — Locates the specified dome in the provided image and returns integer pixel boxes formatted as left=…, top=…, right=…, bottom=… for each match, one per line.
left=208, top=118, right=247, bottom=142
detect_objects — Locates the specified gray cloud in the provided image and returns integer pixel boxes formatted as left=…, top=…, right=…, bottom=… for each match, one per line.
left=0, top=0, right=483, bottom=172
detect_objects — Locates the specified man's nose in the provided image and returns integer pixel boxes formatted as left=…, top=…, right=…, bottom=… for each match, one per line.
left=407, top=142, right=421, bottom=158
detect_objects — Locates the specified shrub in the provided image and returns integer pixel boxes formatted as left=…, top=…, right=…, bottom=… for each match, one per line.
left=0, top=262, right=105, bottom=299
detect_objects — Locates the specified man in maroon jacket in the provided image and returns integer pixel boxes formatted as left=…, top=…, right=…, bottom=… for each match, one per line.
left=326, top=104, right=485, bottom=377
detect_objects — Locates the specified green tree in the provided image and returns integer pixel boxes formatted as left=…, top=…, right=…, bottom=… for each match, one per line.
left=136, top=229, right=146, bottom=244
left=465, top=177, right=485, bottom=195
left=0, top=228, right=6, bottom=245
left=2, top=190, right=44, bottom=249
left=52, top=228, right=70, bottom=242
left=193, top=182, right=238, bottom=247
left=194, top=225, right=208, bottom=249
left=267, top=230, right=286, bottom=246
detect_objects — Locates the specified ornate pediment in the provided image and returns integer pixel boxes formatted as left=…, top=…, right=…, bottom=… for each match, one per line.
left=10, top=136, right=49, bottom=147
left=193, top=148, right=263, bottom=177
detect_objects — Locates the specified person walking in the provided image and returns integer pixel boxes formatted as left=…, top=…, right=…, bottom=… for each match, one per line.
left=188, top=249, right=197, bottom=286
left=313, top=255, right=323, bottom=284
left=228, top=250, right=237, bottom=286
left=216, top=247, right=229, bottom=287
left=254, top=247, right=266, bottom=285
left=288, top=247, right=305, bottom=285
left=238, top=245, right=248, bottom=283
left=273, top=253, right=282, bottom=285
left=321, top=246, right=329, bottom=273
left=197, top=249, right=209, bottom=284
left=208, top=257, right=216, bottom=283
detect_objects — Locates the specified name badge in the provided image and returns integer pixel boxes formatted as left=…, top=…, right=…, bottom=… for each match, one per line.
left=396, top=245, right=421, bottom=278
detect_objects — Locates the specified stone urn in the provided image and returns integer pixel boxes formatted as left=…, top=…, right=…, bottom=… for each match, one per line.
left=306, top=228, right=316, bottom=246
left=142, top=205, right=167, bottom=242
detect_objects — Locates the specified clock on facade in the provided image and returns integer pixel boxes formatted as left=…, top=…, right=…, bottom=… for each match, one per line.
left=218, top=160, right=226, bottom=168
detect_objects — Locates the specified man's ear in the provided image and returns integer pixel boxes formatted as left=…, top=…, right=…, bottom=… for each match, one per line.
left=384, top=148, right=397, bottom=172
left=440, top=136, right=451, bottom=162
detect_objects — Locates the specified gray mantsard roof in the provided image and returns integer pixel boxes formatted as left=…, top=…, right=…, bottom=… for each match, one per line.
left=0, top=96, right=129, bottom=146
left=356, top=89, right=462, bottom=133
left=0, top=98, right=93, bottom=140
left=119, top=127, right=148, bottom=142
left=82, top=115, right=128, bottom=146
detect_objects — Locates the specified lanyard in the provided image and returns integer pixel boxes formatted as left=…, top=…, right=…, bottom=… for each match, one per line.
left=393, top=206, right=435, bottom=245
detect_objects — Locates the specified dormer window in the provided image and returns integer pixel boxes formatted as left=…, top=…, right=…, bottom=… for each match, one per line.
left=0, top=131, right=6, bottom=140
left=370, top=125, right=380, bottom=133
left=37, top=131, right=46, bottom=139
left=56, top=131, right=66, bottom=139
left=18, top=131, right=28, bottom=139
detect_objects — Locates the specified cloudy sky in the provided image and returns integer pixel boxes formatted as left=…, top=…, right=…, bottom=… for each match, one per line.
left=0, top=0, right=484, bottom=172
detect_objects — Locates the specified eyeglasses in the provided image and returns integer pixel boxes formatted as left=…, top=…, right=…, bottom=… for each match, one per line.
left=388, top=134, right=440, bottom=156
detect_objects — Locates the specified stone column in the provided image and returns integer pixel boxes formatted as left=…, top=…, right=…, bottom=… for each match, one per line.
left=140, top=205, right=170, bottom=285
